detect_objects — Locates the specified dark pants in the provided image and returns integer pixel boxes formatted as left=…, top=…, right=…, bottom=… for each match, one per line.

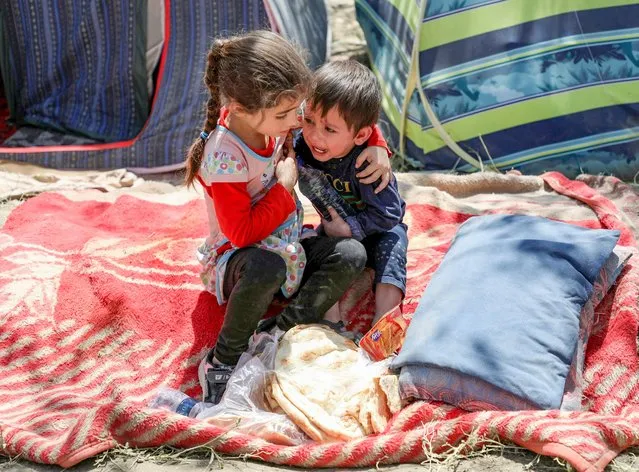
left=213, top=237, right=367, bottom=365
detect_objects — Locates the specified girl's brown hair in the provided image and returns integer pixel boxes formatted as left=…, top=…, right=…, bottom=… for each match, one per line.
left=185, top=31, right=311, bottom=186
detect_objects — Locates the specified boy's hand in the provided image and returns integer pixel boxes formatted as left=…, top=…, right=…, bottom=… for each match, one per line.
left=356, top=146, right=391, bottom=194
left=322, top=207, right=352, bottom=238
left=276, top=156, right=298, bottom=192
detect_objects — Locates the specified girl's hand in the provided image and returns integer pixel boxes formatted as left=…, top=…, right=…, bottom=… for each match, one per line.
left=355, top=146, right=392, bottom=194
left=276, top=156, right=298, bottom=192
left=282, top=131, right=296, bottom=161
left=322, top=207, right=352, bottom=238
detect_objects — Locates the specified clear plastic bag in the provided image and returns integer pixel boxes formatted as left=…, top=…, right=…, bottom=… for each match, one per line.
left=195, top=329, right=310, bottom=445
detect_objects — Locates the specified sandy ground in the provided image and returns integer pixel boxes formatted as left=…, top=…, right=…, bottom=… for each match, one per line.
left=0, top=454, right=592, bottom=472
left=1, top=1, right=639, bottom=471
left=327, top=0, right=369, bottom=63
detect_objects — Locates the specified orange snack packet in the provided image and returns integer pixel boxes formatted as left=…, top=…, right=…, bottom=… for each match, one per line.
left=359, top=305, right=412, bottom=361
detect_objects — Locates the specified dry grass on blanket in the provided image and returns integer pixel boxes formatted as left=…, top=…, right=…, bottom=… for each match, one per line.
left=418, top=424, right=639, bottom=472
left=610, top=450, right=639, bottom=472
left=418, top=427, right=639, bottom=472
left=76, top=433, right=577, bottom=472
left=93, top=441, right=227, bottom=470
left=419, top=428, right=570, bottom=471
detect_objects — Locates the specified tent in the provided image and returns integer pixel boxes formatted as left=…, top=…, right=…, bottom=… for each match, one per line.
left=0, top=0, right=329, bottom=172
left=356, top=0, right=639, bottom=180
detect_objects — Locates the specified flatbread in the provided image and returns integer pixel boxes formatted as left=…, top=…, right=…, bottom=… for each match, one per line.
left=264, top=376, right=285, bottom=414
left=370, top=378, right=390, bottom=433
left=274, top=324, right=359, bottom=372
left=277, top=373, right=363, bottom=441
left=358, top=388, right=374, bottom=435
left=379, top=374, right=402, bottom=415
left=357, top=382, right=390, bottom=435
left=268, top=324, right=389, bottom=442
left=269, top=375, right=326, bottom=442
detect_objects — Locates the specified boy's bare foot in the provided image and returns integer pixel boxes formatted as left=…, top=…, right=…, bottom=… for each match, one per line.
left=322, top=302, right=342, bottom=324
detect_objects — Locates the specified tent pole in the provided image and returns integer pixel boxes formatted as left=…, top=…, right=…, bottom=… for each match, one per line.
left=409, top=0, right=492, bottom=172
left=397, top=3, right=421, bottom=161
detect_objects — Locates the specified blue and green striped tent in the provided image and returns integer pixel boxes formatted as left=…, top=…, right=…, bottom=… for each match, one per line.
left=357, top=0, right=639, bottom=180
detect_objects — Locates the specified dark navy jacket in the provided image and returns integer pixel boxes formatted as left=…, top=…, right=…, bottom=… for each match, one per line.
left=294, top=132, right=406, bottom=241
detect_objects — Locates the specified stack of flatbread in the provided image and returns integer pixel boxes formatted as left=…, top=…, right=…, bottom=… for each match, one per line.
left=264, top=324, right=402, bottom=442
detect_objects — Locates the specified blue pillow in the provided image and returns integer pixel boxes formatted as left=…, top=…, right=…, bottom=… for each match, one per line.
left=396, top=246, right=631, bottom=412
left=391, top=214, right=621, bottom=410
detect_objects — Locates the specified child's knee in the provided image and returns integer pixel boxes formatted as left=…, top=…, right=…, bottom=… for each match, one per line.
left=335, top=238, right=367, bottom=273
left=377, top=282, right=404, bottom=298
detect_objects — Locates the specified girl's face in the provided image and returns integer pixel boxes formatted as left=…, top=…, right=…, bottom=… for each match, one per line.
left=240, top=97, right=303, bottom=139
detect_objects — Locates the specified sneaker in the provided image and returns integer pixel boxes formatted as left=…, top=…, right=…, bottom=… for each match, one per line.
left=198, top=349, right=234, bottom=404
left=255, top=316, right=278, bottom=334
left=319, top=320, right=363, bottom=345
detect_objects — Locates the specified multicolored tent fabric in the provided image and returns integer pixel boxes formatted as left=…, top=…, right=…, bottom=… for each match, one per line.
left=0, top=0, right=329, bottom=171
left=356, top=0, right=639, bottom=180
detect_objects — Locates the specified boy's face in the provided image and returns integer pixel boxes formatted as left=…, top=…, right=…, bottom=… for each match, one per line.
left=302, top=103, right=370, bottom=162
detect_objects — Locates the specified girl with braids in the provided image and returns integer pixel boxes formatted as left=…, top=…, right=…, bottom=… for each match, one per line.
left=189, top=31, right=397, bottom=405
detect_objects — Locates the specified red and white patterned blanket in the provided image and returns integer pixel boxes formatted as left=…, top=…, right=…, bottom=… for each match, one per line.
left=1, top=171, right=638, bottom=471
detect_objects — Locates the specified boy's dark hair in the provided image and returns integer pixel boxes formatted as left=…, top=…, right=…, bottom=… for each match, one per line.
left=308, top=60, right=381, bottom=133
